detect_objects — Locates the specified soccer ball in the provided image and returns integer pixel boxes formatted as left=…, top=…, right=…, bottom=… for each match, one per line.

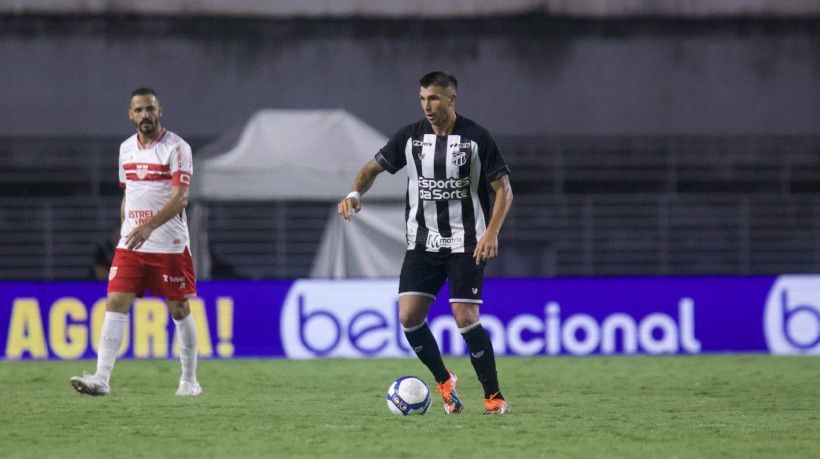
left=386, top=376, right=432, bottom=416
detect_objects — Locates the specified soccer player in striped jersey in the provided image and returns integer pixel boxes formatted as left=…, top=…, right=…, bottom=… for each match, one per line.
left=339, top=71, right=513, bottom=414
left=71, top=88, right=201, bottom=397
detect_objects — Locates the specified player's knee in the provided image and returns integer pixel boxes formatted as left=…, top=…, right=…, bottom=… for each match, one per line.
left=452, top=303, right=481, bottom=328
left=398, top=309, right=426, bottom=329
left=105, top=293, right=133, bottom=313
left=167, top=300, right=190, bottom=320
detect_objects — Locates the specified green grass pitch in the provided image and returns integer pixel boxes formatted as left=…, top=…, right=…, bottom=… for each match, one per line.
left=1, top=355, right=818, bottom=458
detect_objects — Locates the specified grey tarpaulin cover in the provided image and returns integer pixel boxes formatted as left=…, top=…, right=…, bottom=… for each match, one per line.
left=194, top=109, right=405, bottom=201
left=192, top=109, right=406, bottom=278
left=310, top=203, right=406, bottom=278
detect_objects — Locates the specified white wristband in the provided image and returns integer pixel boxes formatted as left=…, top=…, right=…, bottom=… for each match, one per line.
left=346, top=191, right=361, bottom=202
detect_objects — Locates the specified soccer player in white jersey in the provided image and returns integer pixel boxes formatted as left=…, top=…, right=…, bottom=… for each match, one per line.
left=338, top=71, right=513, bottom=414
left=71, top=88, right=201, bottom=396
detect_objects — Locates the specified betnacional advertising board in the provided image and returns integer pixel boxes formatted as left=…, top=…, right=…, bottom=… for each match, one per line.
left=2, top=276, right=820, bottom=360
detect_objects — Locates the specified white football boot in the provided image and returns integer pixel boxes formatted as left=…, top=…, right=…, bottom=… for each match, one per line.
left=70, top=372, right=110, bottom=396
left=175, top=380, right=202, bottom=396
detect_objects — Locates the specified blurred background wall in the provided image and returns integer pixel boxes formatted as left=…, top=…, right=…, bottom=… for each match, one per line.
left=1, top=0, right=819, bottom=280
left=2, top=2, right=820, bottom=138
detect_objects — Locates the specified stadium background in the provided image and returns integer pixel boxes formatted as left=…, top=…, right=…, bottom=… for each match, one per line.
left=2, top=0, right=820, bottom=361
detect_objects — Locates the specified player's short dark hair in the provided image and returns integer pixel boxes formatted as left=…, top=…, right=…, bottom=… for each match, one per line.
left=419, top=71, right=457, bottom=93
left=131, top=87, right=157, bottom=98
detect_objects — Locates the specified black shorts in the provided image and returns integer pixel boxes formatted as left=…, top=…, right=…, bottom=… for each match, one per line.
left=398, top=250, right=485, bottom=304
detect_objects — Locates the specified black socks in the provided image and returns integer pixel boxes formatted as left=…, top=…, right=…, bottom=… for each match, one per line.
left=405, top=321, right=504, bottom=399
left=404, top=322, right=450, bottom=383
left=462, top=324, right=503, bottom=400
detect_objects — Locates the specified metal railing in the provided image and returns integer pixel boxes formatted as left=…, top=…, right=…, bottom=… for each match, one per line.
left=2, top=135, right=820, bottom=280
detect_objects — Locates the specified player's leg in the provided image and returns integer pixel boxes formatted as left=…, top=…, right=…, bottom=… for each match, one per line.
left=399, top=250, right=448, bottom=383
left=398, top=250, right=461, bottom=413
left=71, top=248, right=143, bottom=395
left=451, top=302, right=507, bottom=413
left=448, top=254, right=508, bottom=414
left=150, top=249, right=200, bottom=395
left=70, top=291, right=134, bottom=395
left=97, top=292, right=134, bottom=381
left=401, top=294, right=462, bottom=414
left=167, top=299, right=201, bottom=396
left=399, top=294, right=446, bottom=380
left=451, top=301, right=499, bottom=396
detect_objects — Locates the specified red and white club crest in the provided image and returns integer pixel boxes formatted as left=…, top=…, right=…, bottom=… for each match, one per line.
left=136, top=164, right=149, bottom=179
left=108, top=266, right=118, bottom=281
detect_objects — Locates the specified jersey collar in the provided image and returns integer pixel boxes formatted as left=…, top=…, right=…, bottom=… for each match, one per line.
left=137, top=127, right=168, bottom=150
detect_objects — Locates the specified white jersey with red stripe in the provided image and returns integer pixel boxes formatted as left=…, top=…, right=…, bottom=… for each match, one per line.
left=118, top=127, right=193, bottom=254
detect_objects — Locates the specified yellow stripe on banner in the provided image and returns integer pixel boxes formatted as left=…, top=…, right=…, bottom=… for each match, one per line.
left=49, top=298, right=88, bottom=360
left=133, top=298, right=168, bottom=358
left=5, top=298, right=47, bottom=359
left=217, top=297, right=235, bottom=358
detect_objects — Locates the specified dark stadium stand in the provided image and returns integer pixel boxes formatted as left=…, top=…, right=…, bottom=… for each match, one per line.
left=1, top=136, right=819, bottom=280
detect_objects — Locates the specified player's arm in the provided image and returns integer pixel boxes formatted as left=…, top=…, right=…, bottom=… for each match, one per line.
left=338, top=158, right=385, bottom=221
left=473, top=174, right=513, bottom=265
left=125, top=185, right=189, bottom=250
left=120, top=195, right=126, bottom=226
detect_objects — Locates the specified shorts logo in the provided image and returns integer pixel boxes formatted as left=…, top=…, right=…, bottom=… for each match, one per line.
left=136, top=164, right=149, bottom=179
left=426, top=233, right=464, bottom=249
left=451, top=150, right=467, bottom=167
left=162, top=274, right=187, bottom=290
left=163, top=274, right=185, bottom=283
left=108, top=266, right=117, bottom=281
left=471, top=350, right=484, bottom=358
left=472, top=288, right=478, bottom=294
left=764, top=275, right=820, bottom=355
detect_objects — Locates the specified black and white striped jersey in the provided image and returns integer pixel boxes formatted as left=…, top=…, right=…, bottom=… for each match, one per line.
left=375, top=115, right=510, bottom=253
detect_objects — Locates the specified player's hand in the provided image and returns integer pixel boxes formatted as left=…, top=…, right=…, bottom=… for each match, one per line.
left=125, top=225, right=153, bottom=250
left=473, top=233, right=499, bottom=265
left=337, top=196, right=361, bottom=221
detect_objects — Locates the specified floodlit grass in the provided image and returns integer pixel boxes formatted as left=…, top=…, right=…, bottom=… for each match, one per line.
left=1, top=355, right=819, bottom=458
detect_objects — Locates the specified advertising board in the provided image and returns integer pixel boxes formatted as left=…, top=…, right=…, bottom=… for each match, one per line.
left=2, top=276, right=819, bottom=360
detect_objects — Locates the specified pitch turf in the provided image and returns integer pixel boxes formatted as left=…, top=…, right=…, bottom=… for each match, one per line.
left=1, top=355, right=818, bottom=458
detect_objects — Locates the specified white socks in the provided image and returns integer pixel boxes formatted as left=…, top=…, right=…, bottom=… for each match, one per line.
left=95, top=311, right=198, bottom=385
left=96, top=311, right=127, bottom=383
left=174, top=313, right=199, bottom=384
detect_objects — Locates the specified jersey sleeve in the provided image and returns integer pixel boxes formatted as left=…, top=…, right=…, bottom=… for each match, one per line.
left=170, top=142, right=193, bottom=187
left=480, top=130, right=511, bottom=183
left=375, top=126, right=410, bottom=174
left=118, top=150, right=126, bottom=188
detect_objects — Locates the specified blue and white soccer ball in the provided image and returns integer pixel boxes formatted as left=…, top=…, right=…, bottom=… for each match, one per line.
left=386, top=376, right=432, bottom=416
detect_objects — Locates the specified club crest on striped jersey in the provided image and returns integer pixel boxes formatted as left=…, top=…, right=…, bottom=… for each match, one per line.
left=136, top=164, right=149, bottom=179
left=451, top=150, right=467, bottom=166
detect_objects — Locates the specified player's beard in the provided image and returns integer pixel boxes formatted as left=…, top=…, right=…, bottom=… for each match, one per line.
left=138, top=119, right=157, bottom=135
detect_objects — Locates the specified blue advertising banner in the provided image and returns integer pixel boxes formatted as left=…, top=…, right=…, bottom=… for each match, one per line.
left=2, top=276, right=819, bottom=360
left=0, top=281, right=292, bottom=361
